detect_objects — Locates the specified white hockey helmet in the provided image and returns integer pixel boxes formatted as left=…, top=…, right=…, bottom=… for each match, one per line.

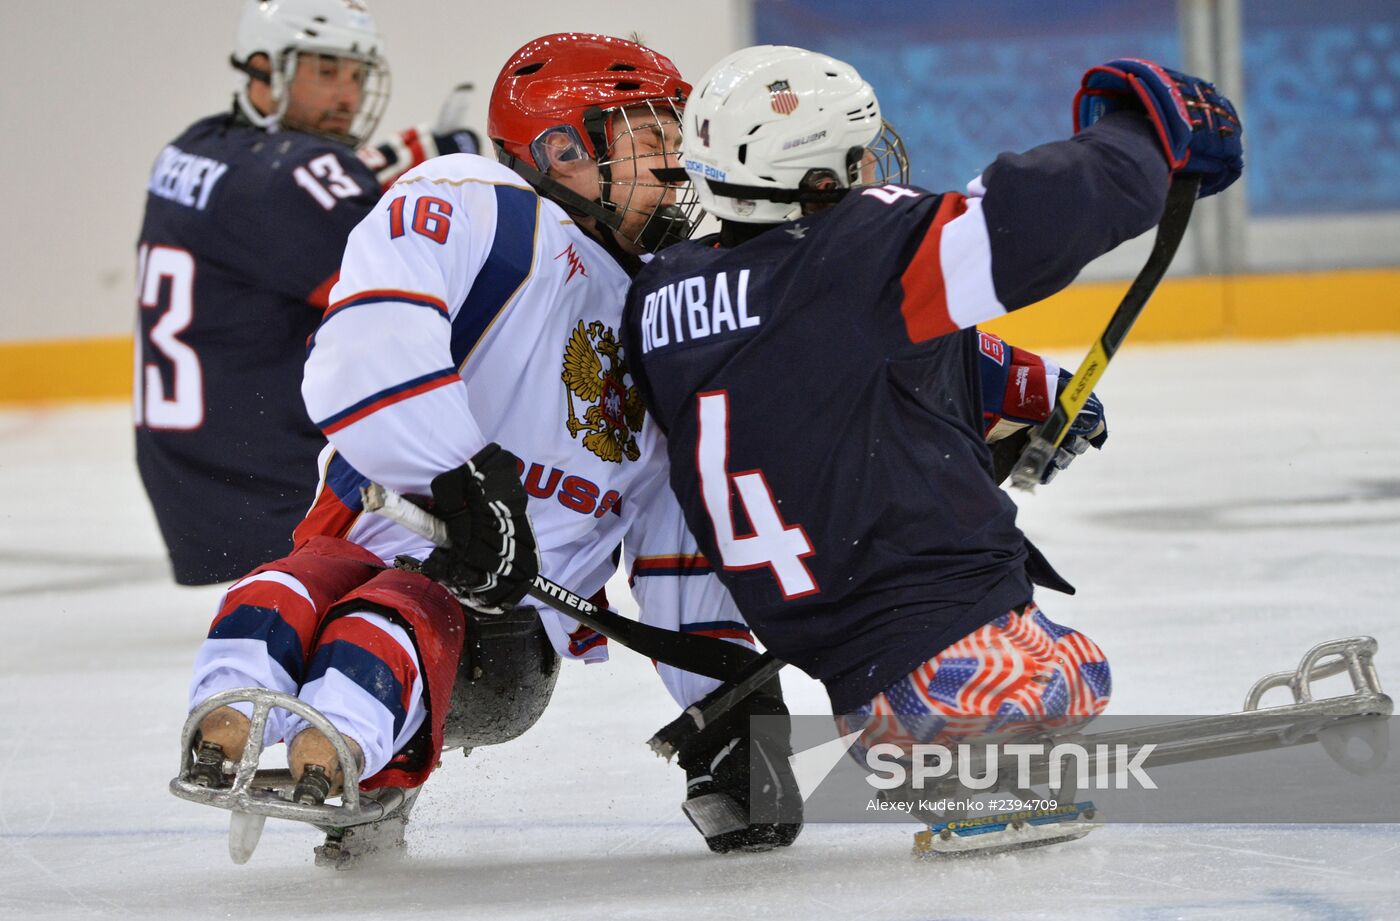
left=231, top=0, right=390, bottom=147
left=682, top=45, right=909, bottom=223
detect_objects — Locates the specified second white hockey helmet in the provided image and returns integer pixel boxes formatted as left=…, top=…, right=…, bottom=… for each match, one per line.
left=231, top=0, right=390, bottom=147
left=682, top=45, right=909, bottom=223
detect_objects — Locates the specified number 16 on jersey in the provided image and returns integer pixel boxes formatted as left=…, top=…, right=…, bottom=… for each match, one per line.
left=696, top=390, right=819, bottom=599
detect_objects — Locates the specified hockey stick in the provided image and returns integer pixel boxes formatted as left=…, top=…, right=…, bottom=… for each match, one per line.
left=1010, top=174, right=1202, bottom=490
left=359, top=482, right=760, bottom=681
left=646, top=650, right=786, bottom=760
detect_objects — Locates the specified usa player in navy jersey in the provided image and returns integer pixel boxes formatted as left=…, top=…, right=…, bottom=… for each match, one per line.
left=135, top=0, right=479, bottom=586
left=624, top=48, right=1242, bottom=756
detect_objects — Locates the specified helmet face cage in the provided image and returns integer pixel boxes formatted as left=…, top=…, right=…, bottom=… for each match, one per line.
left=596, top=98, right=700, bottom=251
left=276, top=47, right=390, bottom=147
left=850, top=120, right=911, bottom=188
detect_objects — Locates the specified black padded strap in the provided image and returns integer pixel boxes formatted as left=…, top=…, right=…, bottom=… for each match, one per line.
left=706, top=178, right=849, bottom=205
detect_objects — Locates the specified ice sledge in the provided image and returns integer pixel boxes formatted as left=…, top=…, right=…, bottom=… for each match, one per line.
left=909, top=636, right=1391, bottom=856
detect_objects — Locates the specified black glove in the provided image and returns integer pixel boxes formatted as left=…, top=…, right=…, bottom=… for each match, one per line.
left=676, top=688, right=803, bottom=854
left=419, top=443, right=538, bottom=612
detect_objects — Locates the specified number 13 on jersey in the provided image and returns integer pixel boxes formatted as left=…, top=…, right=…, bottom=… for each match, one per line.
left=697, top=390, right=819, bottom=599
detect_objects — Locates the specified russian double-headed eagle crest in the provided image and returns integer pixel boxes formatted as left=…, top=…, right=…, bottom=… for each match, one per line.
left=561, top=320, right=645, bottom=463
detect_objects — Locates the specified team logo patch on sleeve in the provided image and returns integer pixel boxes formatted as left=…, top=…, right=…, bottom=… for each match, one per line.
left=978, top=331, right=1005, bottom=364
left=561, top=320, right=644, bottom=463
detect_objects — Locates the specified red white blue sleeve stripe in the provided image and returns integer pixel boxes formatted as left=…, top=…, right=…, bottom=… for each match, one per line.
left=313, top=368, right=461, bottom=435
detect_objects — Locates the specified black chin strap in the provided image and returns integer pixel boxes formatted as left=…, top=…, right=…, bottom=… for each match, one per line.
left=495, top=144, right=644, bottom=275
left=581, top=106, right=614, bottom=203
left=495, top=144, right=624, bottom=236
left=593, top=224, right=644, bottom=277
left=705, top=178, right=850, bottom=206
left=495, top=142, right=694, bottom=265
left=230, top=55, right=272, bottom=85
left=652, top=165, right=853, bottom=208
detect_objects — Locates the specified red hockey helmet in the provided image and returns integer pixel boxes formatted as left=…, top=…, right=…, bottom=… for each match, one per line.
left=488, top=32, right=691, bottom=169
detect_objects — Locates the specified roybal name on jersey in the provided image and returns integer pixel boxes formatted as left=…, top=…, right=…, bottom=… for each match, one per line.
left=148, top=145, right=229, bottom=211
left=638, top=269, right=759, bottom=354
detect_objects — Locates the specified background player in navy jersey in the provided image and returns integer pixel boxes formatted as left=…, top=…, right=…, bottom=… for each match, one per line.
left=135, top=0, right=479, bottom=586
left=623, top=47, right=1242, bottom=759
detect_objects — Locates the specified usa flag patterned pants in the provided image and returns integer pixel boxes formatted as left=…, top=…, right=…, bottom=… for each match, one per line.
left=840, top=602, right=1111, bottom=759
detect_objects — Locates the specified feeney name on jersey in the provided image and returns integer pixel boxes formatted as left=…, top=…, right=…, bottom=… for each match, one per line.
left=147, top=146, right=231, bottom=210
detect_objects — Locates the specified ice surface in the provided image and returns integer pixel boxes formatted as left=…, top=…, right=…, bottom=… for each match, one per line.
left=2, top=338, right=1398, bottom=920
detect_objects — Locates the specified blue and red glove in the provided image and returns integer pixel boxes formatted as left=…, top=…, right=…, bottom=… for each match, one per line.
left=1075, top=58, right=1243, bottom=198
left=978, top=332, right=1107, bottom=485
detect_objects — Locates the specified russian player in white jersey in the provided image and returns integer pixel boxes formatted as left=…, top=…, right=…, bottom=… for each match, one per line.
left=180, top=33, right=799, bottom=860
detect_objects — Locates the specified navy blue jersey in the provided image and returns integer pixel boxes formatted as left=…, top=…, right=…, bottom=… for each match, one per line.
left=623, top=113, right=1168, bottom=711
left=135, top=112, right=380, bottom=585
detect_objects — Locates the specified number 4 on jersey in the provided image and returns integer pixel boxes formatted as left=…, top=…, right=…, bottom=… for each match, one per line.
left=697, top=390, right=818, bottom=599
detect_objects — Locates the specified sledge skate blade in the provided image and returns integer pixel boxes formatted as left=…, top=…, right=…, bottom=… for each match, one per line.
left=913, top=801, right=1097, bottom=857
left=228, top=811, right=267, bottom=864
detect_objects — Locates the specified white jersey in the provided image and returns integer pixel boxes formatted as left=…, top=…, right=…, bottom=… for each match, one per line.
left=297, top=153, right=750, bottom=697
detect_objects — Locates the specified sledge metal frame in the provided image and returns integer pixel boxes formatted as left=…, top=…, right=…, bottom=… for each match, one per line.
left=1041, top=635, right=1384, bottom=781
left=908, top=636, right=1392, bottom=855
left=170, top=688, right=409, bottom=829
